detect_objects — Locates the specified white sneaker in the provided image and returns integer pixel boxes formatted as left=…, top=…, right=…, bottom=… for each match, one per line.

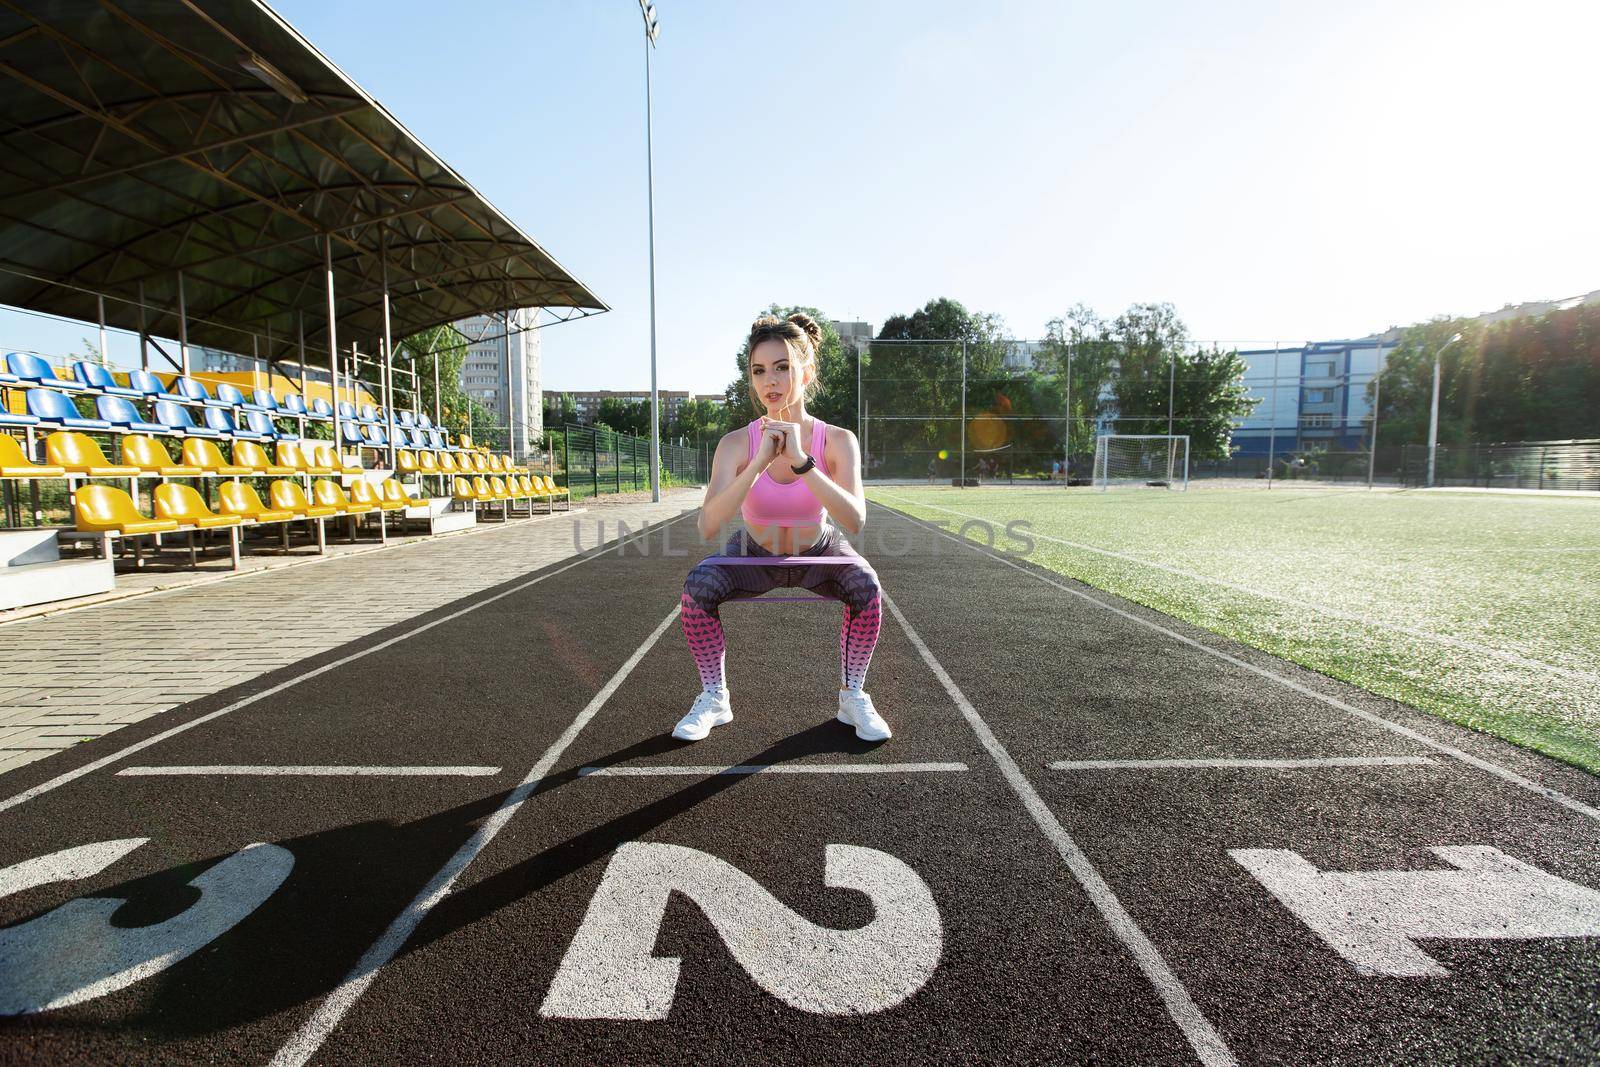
left=837, top=690, right=892, bottom=741
left=673, top=688, right=733, bottom=741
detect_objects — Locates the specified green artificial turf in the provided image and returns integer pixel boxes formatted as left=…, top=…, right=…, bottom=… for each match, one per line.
left=870, top=484, right=1600, bottom=775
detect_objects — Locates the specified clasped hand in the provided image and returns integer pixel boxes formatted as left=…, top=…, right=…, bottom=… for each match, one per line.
left=757, top=416, right=808, bottom=470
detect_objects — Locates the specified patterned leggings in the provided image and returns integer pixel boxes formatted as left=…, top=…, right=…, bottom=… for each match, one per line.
left=680, top=526, right=883, bottom=693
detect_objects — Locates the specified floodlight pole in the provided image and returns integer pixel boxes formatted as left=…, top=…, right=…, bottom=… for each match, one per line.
left=641, top=0, right=661, bottom=502
left=381, top=234, right=397, bottom=470
left=1426, top=332, right=1462, bottom=488
left=1266, top=345, right=1279, bottom=489
left=960, top=340, right=967, bottom=487
left=1062, top=341, right=1073, bottom=487
left=1367, top=345, right=1386, bottom=490
left=324, top=235, right=342, bottom=450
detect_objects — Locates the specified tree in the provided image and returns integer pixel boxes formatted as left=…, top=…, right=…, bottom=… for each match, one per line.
left=1042, top=304, right=1119, bottom=456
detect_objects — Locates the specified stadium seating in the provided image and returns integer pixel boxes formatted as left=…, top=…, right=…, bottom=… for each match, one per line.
left=437, top=452, right=460, bottom=475
left=278, top=441, right=332, bottom=476
left=309, top=398, right=334, bottom=420
left=312, top=443, right=361, bottom=474
left=232, top=440, right=293, bottom=475
left=281, top=394, right=310, bottom=418
left=46, top=431, right=139, bottom=477
left=0, top=434, right=66, bottom=478
left=74, top=484, right=179, bottom=535
left=396, top=449, right=419, bottom=474
left=270, top=479, right=338, bottom=520
left=204, top=407, right=259, bottom=439
left=339, top=422, right=364, bottom=447
left=217, top=482, right=295, bottom=526
left=215, top=382, right=250, bottom=409
left=27, top=389, right=112, bottom=431
left=73, top=362, right=142, bottom=397
left=120, top=434, right=201, bottom=477
left=181, top=438, right=251, bottom=476
left=154, top=483, right=243, bottom=530
left=244, top=409, right=294, bottom=440
left=129, top=370, right=186, bottom=403
left=312, top=479, right=372, bottom=514
left=97, top=395, right=166, bottom=434
left=154, top=400, right=221, bottom=437
left=427, top=429, right=447, bottom=451
left=0, top=405, right=41, bottom=430
left=350, top=479, right=405, bottom=512
left=8, top=353, right=75, bottom=389
left=175, top=377, right=230, bottom=408
left=360, top=424, right=387, bottom=448
left=382, top=479, right=421, bottom=508
left=253, top=389, right=281, bottom=413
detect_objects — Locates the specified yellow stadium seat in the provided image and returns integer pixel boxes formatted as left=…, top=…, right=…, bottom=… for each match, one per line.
left=46, top=431, right=140, bottom=477
left=231, top=440, right=293, bottom=475
left=490, top=476, right=513, bottom=500
left=518, top=475, right=542, bottom=498
left=437, top=452, right=461, bottom=475
left=382, top=479, right=420, bottom=508
left=120, top=434, right=200, bottom=476
left=396, top=449, right=419, bottom=474
left=458, top=434, right=475, bottom=451
left=312, top=479, right=374, bottom=515
left=418, top=451, right=439, bottom=475
left=501, top=455, right=526, bottom=475
left=154, top=483, right=244, bottom=529
left=278, top=442, right=332, bottom=475
left=452, top=477, right=476, bottom=500
left=349, top=479, right=405, bottom=512
left=217, top=482, right=295, bottom=523
left=485, top=454, right=505, bottom=473
left=470, top=453, right=490, bottom=473
left=182, top=438, right=251, bottom=476
left=0, top=434, right=66, bottom=478
left=472, top=475, right=494, bottom=500
left=312, top=444, right=361, bottom=474
left=74, top=484, right=179, bottom=535
left=270, top=479, right=339, bottom=518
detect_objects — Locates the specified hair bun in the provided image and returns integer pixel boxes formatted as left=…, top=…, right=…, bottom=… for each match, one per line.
left=786, top=312, right=822, bottom=349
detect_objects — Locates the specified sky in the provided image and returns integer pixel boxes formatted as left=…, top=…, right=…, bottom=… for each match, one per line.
left=7, top=0, right=1599, bottom=394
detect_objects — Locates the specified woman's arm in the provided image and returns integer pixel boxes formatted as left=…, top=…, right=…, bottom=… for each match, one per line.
left=698, top=432, right=763, bottom=541
left=804, top=427, right=866, bottom=535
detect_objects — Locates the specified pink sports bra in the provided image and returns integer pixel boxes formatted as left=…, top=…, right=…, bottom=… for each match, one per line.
left=741, top=417, right=831, bottom=527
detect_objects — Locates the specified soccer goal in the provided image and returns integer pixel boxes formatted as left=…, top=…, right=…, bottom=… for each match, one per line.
left=1093, top=435, right=1190, bottom=490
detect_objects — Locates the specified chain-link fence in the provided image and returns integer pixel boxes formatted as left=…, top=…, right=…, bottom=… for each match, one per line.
left=547, top=423, right=710, bottom=500
left=1399, top=440, right=1600, bottom=491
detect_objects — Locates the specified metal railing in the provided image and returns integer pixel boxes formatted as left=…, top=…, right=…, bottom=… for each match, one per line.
left=549, top=423, right=709, bottom=500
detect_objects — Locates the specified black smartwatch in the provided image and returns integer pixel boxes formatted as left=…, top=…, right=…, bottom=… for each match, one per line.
left=790, top=455, right=817, bottom=475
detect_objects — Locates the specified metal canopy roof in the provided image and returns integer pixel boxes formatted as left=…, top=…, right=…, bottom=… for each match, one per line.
left=0, top=0, right=607, bottom=363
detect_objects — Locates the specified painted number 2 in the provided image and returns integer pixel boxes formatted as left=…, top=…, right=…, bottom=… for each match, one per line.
left=540, top=843, right=943, bottom=1019
left=0, top=838, right=293, bottom=1015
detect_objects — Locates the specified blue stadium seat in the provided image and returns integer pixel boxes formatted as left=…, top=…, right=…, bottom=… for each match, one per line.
left=397, top=409, right=415, bottom=428
left=154, top=400, right=220, bottom=437
left=73, top=362, right=143, bottom=397
left=175, top=377, right=229, bottom=408
left=27, top=388, right=112, bottom=430
left=97, top=395, right=165, bottom=434
left=416, top=412, right=433, bottom=429
left=406, top=427, right=429, bottom=450
left=359, top=403, right=379, bottom=424
left=127, top=368, right=185, bottom=402
left=310, top=398, right=334, bottom=420
left=427, top=429, right=446, bottom=451
left=361, top=424, right=388, bottom=447
left=204, top=407, right=260, bottom=439
left=0, top=407, right=39, bottom=429
left=244, top=410, right=294, bottom=440
left=340, top=421, right=364, bottom=446
left=252, top=389, right=281, bottom=413
left=8, top=353, right=77, bottom=390
left=281, top=393, right=309, bottom=417
left=215, top=382, right=249, bottom=409
left=338, top=401, right=361, bottom=425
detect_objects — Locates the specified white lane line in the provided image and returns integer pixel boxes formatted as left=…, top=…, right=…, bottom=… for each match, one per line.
left=0, top=513, right=695, bottom=816
left=881, top=506, right=1600, bottom=826
left=876, top=493, right=1599, bottom=685
left=269, top=604, right=683, bottom=1067
left=1048, top=757, right=1437, bottom=771
left=117, top=766, right=502, bottom=777
left=578, top=762, right=970, bottom=777
left=881, top=590, right=1237, bottom=1067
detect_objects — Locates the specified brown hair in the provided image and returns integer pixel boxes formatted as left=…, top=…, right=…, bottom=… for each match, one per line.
left=744, top=312, right=824, bottom=414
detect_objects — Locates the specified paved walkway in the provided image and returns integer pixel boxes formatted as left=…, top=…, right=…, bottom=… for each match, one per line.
left=0, top=489, right=704, bottom=774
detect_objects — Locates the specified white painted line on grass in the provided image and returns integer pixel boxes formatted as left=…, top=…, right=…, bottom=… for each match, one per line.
left=880, top=590, right=1237, bottom=1067
left=877, top=493, right=1599, bottom=686
left=269, top=604, right=683, bottom=1067
left=578, top=762, right=970, bottom=777
left=1049, top=756, right=1437, bottom=771
left=0, top=513, right=695, bottom=816
left=117, top=765, right=502, bottom=777
left=884, top=506, right=1600, bottom=827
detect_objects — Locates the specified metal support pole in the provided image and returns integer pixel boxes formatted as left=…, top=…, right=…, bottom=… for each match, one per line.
left=644, top=25, right=661, bottom=502
left=137, top=281, right=149, bottom=371
left=1367, top=350, right=1384, bottom=490
left=1267, top=345, right=1279, bottom=489
left=1063, top=342, right=1073, bottom=486
left=381, top=238, right=397, bottom=470
left=176, top=270, right=190, bottom=375
left=432, top=349, right=441, bottom=427
left=503, top=309, right=515, bottom=459
left=297, top=311, right=307, bottom=396
left=324, top=235, right=342, bottom=450
left=959, top=340, right=967, bottom=486
left=96, top=294, right=108, bottom=366
left=1427, top=349, right=1442, bottom=489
